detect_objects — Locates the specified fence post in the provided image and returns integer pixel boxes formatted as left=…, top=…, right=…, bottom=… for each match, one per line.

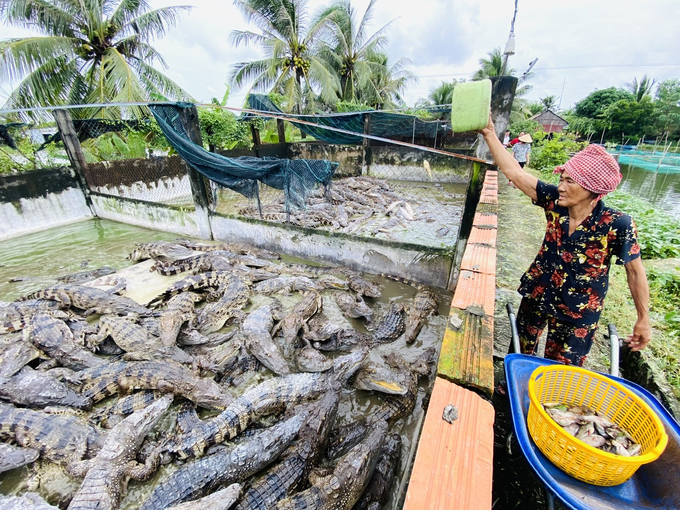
left=53, top=109, right=97, bottom=217
left=250, top=124, right=261, bottom=157
left=277, top=119, right=286, bottom=143
left=362, top=113, right=371, bottom=176
left=178, top=105, right=214, bottom=240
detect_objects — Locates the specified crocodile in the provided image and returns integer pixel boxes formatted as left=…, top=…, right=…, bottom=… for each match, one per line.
left=175, top=239, right=281, bottom=261
left=272, top=291, right=323, bottom=350
left=1, top=299, right=70, bottom=333
left=194, top=274, right=250, bottom=334
left=67, top=394, right=173, bottom=510
left=404, top=288, right=438, bottom=344
left=0, top=492, right=60, bottom=509
left=0, top=342, right=92, bottom=409
left=142, top=414, right=304, bottom=510
left=127, top=241, right=196, bottom=262
left=0, top=403, right=104, bottom=466
left=90, top=390, right=166, bottom=429
left=379, top=275, right=438, bottom=344
left=301, top=313, right=341, bottom=343
left=241, top=302, right=290, bottom=375
left=371, top=303, right=405, bottom=344
left=252, top=276, right=320, bottom=295
left=352, top=433, right=402, bottom=510
left=313, top=327, right=374, bottom=352
left=78, top=360, right=233, bottom=409
left=273, top=418, right=388, bottom=510
left=346, top=275, right=382, bottom=298
left=56, top=267, right=117, bottom=284
left=333, top=292, right=374, bottom=327
left=159, top=292, right=199, bottom=346
left=0, top=443, right=39, bottom=474
left=153, top=253, right=218, bottom=276
left=153, top=271, right=235, bottom=304
left=351, top=359, right=411, bottom=395
left=327, top=348, right=435, bottom=459
left=22, top=284, right=153, bottom=317
left=219, top=346, right=262, bottom=388
left=91, top=315, right=193, bottom=364
left=23, top=312, right=104, bottom=369
left=294, top=343, right=333, bottom=373
left=183, top=337, right=243, bottom=375
left=234, top=391, right=339, bottom=510
left=166, top=484, right=242, bottom=510
left=164, top=348, right=367, bottom=459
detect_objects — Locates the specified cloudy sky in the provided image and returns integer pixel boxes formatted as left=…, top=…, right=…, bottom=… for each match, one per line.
left=2, top=0, right=679, bottom=111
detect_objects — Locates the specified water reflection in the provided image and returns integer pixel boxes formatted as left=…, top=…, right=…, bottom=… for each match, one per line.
left=618, top=163, right=680, bottom=218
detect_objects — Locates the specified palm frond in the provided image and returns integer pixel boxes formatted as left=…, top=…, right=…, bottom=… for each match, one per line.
left=117, top=6, right=192, bottom=42
left=0, top=36, right=77, bottom=83
left=1, top=0, right=77, bottom=37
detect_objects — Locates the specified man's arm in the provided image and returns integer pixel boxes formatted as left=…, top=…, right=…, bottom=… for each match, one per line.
left=479, top=119, right=538, bottom=201
left=623, top=257, right=651, bottom=351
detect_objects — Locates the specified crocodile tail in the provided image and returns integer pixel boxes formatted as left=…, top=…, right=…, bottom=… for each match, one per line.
left=379, top=273, right=427, bottom=291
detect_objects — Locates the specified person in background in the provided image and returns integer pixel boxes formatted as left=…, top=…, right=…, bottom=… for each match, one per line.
left=480, top=118, right=651, bottom=366
left=502, top=129, right=511, bottom=147
left=512, top=133, right=532, bottom=168
left=509, top=131, right=525, bottom=146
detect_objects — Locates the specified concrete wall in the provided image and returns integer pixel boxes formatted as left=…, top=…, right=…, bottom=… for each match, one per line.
left=0, top=167, right=93, bottom=241
left=91, top=194, right=202, bottom=238
left=210, top=214, right=454, bottom=289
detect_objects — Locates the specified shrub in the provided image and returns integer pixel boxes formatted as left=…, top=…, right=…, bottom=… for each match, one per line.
left=530, top=133, right=587, bottom=174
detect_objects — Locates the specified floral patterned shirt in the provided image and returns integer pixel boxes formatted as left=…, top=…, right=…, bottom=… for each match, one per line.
left=518, top=180, right=641, bottom=324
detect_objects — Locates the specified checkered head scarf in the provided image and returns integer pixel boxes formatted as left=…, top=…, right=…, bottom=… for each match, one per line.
left=553, top=144, right=622, bottom=200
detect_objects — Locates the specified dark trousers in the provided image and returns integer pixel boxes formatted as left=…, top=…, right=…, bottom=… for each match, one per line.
left=514, top=297, right=598, bottom=366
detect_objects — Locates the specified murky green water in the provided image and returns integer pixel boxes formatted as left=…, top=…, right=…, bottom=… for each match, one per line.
left=0, top=218, right=451, bottom=509
left=0, top=219, right=182, bottom=302
left=618, top=162, right=680, bottom=218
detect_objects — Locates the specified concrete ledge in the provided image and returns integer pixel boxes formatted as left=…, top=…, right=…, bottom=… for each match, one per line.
left=403, top=377, right=495, bottom=510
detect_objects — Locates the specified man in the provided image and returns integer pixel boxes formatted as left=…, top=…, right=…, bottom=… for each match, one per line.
left=480, top=119, right=651, bottom=366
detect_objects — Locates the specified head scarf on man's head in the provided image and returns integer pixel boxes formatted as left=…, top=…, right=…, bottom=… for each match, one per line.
left=553, top=144, right=621, bottom=200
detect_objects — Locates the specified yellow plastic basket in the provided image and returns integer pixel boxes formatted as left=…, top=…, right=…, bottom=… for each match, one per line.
left=527, top=364, right=668, bottom=486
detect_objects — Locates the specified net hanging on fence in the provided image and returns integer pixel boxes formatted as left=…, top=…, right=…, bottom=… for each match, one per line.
left=150, top=103, right=339, bottom=213
left=244, top=94, right=448, bottom=144
left=36, top=119, right=145, bottom=151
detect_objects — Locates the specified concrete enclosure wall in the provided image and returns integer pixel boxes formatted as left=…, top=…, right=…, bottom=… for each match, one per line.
left=0, top=167, right=93, bottom=241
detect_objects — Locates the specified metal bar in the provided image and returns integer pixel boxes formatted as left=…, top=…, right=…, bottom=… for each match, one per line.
left=507, top=302, right=521, bottom=354
left=608, top=323, right=620, bottom=377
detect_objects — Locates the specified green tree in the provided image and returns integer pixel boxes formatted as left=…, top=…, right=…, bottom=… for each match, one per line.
left=229, top=0, right=340, bottom=114
left=0, top=0, right=192, bottom=120
left=604, top=97, right=656, bottom=142
left=573, top=87, right=633, bottom=118
left=428, top=80, right=458, bottom=107
left=198, top=87, right=251, bottom=152
left=626, top=75, right=657, bottom=103
left=362, top=51, right=415, bottom=110
left=540, top=94, right=558, bottom=111
left=654, top=79, right=680, bottom=137
left=472, top=47, right=512, bottom=79
left=317, top=0, right=392, bottom=104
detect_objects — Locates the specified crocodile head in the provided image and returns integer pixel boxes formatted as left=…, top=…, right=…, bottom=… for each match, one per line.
left=331, top=347, right=369, bottom=386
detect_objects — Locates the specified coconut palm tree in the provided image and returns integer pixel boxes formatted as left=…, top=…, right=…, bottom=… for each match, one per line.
left=627, top=75, right=657, bottom=103
left=472, top=47, right=514, bottom=80
left=315, top=0, right=392, bottom=104
left=540, top=94, right=558, bottom=111
left=229, top=0, right=340, bottom=114
left=0, top=0, right=192, bottom=119
left=363, top=52, right=415, bottom=110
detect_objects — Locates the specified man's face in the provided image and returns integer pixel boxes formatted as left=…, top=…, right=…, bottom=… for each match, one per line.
left=557, top=170, right=593, bottom=208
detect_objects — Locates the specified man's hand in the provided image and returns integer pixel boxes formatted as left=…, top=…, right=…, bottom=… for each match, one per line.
left=624, top=318, right=651, bottom=351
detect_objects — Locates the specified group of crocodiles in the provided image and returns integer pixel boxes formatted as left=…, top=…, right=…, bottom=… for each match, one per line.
left=236, top=176, right=450, bottom=240
left=0, top=238, right=443, bottom=510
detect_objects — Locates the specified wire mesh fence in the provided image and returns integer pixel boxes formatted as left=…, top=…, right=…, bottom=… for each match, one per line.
left=1, top=102, right=483, bottom=248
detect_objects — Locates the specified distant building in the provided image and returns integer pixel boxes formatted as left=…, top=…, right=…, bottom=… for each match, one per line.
left=530, top=110, right=568, bottom=134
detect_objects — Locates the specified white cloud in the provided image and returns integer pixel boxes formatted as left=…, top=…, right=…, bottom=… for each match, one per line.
left=1, top=0, right=679, bottom=112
